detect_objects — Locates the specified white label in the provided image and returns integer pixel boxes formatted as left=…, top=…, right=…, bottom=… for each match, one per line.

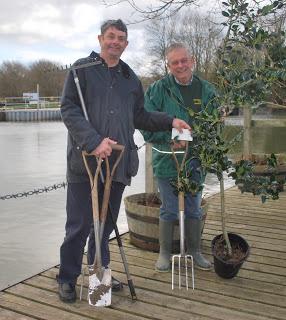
left=171, top=128, right=193, bottom=141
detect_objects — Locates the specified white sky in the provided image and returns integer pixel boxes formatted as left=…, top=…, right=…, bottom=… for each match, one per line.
left=0, top=0, right=219, bottom=74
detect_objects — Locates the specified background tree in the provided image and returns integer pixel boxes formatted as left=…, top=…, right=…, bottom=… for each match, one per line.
left=102, top=0, right=199, bottom=21
left=0, top=60, right=65, bottom=98
left=144, top=10, right=222, bottom=80
left=0, top=62, right=29, bottom=97
left=176, top=11, right=222, bottom=80
left=29, top=60, right=65, bottom=97
left=145, top=17, right=177, bottom=77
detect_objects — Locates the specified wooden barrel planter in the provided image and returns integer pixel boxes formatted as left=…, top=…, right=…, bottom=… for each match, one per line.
left=124, top=192, right=208, bottom=253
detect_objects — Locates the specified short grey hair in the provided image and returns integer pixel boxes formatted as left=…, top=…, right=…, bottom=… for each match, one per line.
left=165, top=43, right=192, bottom=59
left=100, top=19, right=128, bottom=37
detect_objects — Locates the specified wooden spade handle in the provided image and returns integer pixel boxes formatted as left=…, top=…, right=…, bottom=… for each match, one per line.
left=111, top=144, right=124, bottom=151
left=82, top=143, right=124, bottom=156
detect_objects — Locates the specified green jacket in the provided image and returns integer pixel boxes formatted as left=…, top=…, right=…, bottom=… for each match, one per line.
left=141, top=74, right=217, bottom=178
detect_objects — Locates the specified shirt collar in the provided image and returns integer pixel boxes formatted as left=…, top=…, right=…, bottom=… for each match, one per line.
left=174, top=75, right=193, bottom=86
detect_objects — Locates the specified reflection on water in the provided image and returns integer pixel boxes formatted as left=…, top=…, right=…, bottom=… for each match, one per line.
left=0, top=120, right=285, bottom=290
left=0, top=122, right=67, bottom=290
left=224, top=117, right=286, bottom=155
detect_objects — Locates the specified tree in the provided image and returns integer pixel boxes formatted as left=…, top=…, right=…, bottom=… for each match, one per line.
left=176, top=12, right=222, bottom=79
left=0, top=62, right=29, bottom=97
left=29, top=60, right=65, bottom=97
left=145, top=17, right=177, bottom=76
left=144, top=11, right=222, bottom=79
left=0, top=60, right=65, bottom=98
left=102, top=0, right=199, bottom=21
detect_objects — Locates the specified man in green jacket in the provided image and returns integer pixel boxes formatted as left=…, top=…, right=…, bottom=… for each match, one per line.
left=142, top=43, right=217, bottom=271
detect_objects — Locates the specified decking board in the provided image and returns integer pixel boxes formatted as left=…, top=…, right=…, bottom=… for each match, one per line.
left=1, top=187, right=285, bottom=319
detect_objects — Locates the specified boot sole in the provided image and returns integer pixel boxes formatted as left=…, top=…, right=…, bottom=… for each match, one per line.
left=59, top=294, right=76, bottom=303
left=155, top=266, right=170, bottom=273
left=194, top=264, right=212, bottom=271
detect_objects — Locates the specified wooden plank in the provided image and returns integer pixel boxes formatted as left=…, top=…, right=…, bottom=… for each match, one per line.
left=111, top=271, right=285, bottom=320
left=18, top=277, right=212, bottom=320
left=111, top=240, right=286, bottom=276
left=205, top=221, right=286, bottom=240
left=5, top=283, right=148, bottom=320
left=113, top=235, right=286, bottom=268
left=46, top=262, right=286, bottom=310
left=105, top=247, right=286, bottom=291
left=205, top=214, right=286, bottom=232
left=208, top=203, right=286, bottom=219
left=0, top=307, right=36, bottom=320
left=109, top=250, right=286, bottom=285
left=0, top=292, right=94, bottom=320
left=201, top=231, right=286, bottom=251
left=210, top=201, right=286, bottom=215
left=208, top=189, right=286, bottom=208
left=41, top=270, right=281, bottom=320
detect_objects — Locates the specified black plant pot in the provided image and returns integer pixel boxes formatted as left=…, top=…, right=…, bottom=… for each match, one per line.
left=211, top=233, right=250, bottom=279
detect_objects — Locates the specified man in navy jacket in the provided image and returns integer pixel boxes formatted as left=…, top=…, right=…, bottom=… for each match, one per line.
left=58, top=19, right=190, bottom=303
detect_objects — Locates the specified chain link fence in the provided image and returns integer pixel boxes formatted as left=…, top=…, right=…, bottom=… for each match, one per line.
left=0, top=142, right=147, bottom=201
left=0, top=182, right=67, bottom=200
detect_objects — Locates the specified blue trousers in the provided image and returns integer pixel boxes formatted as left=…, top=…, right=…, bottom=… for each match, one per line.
left=58, top=181, right=125, bottom=285
left=157, top=159, right=203, bottom=221
left=157, top=177, right=202, bottom=221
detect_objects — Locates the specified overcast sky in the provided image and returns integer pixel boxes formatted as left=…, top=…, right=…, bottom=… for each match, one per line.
left=0, top=0, right=218, bottom=73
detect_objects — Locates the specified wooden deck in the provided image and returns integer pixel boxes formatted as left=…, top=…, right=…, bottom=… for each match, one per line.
left=1, top=187, right=285, bottom=320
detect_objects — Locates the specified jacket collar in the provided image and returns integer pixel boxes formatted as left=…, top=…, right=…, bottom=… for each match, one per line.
left=161, top=74, right=184, bottom=105
left=90, top=51, right=130, bottom=79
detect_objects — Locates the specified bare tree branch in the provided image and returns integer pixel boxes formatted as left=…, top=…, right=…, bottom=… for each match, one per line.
left=102, top=0, right=200, bottom=23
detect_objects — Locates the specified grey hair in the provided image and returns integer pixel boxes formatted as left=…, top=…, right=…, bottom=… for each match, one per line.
left=100, top=19, right=128, bottom=37
left=165, top=43, right=192, bottom=59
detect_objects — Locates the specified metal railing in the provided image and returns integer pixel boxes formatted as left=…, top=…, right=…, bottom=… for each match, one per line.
left=0, top=96, right=60, bottom=110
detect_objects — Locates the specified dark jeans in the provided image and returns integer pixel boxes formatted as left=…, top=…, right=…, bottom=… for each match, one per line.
left=58, top=180, right=125, bottom=285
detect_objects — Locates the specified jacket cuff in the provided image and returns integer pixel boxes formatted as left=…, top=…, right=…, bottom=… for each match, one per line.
left=85, top=135, right=104, bottom=154
left=168, top=116, right=174, bottom=130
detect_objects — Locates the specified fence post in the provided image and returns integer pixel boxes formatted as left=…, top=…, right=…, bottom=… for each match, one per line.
left=243, top=106, right=252, bottom=159
left=145, top=143, right=158, bottom=193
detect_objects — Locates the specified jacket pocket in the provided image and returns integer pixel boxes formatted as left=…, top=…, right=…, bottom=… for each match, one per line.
left=68, top=145, right=86, bottom=176
left=127, top=148, right=139, bottom=177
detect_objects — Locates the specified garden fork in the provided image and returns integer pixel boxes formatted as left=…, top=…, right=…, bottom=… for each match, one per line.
left=171, top=140, right=195, bottom=290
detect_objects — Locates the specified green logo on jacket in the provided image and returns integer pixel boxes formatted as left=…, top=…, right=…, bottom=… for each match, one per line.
left=193, top=99, right=201, bottom=105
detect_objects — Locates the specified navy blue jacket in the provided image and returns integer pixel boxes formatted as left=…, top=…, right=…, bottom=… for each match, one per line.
left=61, top=51, right=173, bottom=185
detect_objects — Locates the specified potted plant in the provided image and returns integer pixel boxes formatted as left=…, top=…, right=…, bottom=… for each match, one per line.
left=188, top=104, right=284, bottom=278
left=193, top=0, right=286, bottom=278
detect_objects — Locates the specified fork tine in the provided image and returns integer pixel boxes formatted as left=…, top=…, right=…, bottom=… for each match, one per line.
left=171, top=254, right=195, bottom=290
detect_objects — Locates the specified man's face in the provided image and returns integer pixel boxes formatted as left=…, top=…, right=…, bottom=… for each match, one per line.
left=98, top=26, right=128, bottom=61
left=167, top=48, right=195, bottom=84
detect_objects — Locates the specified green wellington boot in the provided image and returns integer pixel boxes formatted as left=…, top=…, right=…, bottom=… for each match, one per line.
left=155, top=219, right=174, bottom=272
left=186, top=218, right=212, bottom=270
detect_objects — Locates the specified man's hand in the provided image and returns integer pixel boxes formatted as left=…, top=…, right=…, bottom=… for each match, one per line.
left=172, top=140, right=186, bottom=150
left=172, top=118, right=191, bottom=133
left=91, top=138, right=117, bottom=158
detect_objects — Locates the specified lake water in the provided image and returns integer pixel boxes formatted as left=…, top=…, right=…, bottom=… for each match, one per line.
left=0, top=119, right=285, bottom=290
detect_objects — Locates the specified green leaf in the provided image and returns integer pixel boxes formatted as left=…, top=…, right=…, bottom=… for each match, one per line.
left=222, top=11, right=230, bottom=17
